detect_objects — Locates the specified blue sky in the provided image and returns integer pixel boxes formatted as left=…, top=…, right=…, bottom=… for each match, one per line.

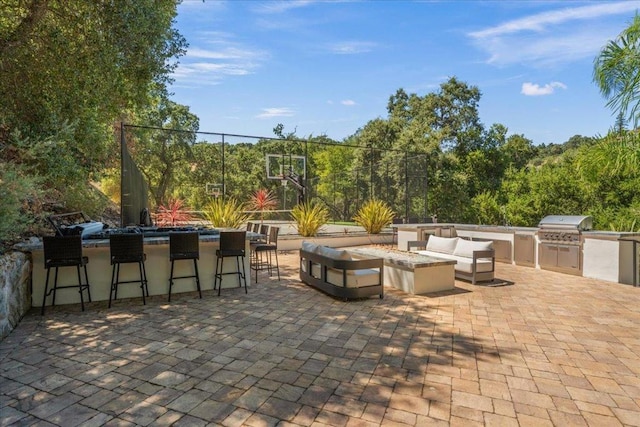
left=170, top=0, right=640, bottom=145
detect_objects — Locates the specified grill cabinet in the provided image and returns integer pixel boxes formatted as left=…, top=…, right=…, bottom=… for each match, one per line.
left=537, top=215, right=592, bottom=276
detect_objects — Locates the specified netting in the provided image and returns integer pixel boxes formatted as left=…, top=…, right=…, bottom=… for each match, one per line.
left=120, top=124, right=431, bottom=223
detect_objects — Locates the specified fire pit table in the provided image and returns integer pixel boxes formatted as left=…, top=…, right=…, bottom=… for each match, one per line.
left=348, top=246, right=456, bottom=294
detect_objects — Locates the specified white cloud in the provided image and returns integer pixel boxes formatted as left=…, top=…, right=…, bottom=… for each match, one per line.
left=172, top=35, right=269, bottom=86
left=521, top=81, right=567, bottom=96
left=327, top=41, right=376, bottom=55
left=341, top=100, right=356, bottom=106
left=256, top=108, right=296, bottom=119
left=252, top=0, right=315, bottom=14
left=470, top=2, right=640, bottom=39
left=468, top=1, right=640, bottom=67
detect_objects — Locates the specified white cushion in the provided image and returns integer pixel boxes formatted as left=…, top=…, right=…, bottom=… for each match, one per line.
left=316, top=245, right=352, bottom=261
left=301, top=241, right=319, bottom=253
left=450, top=256, right=494, bottom=273
left=426, top=236, right=459, bottom=255
left=310, top=263, right=321, bottom=277
left=326, top=268, right=380, bottom=288
left=453, top=239, right=493, bottom=258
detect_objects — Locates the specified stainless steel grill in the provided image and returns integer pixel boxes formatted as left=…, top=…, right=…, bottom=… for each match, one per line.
left=537, top=215, right=592, bottom=275
left=538, top=215, right=593, bottom=231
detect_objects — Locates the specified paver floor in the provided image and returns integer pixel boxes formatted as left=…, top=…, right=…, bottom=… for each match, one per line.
left=2, top=249, right=640, bottom=426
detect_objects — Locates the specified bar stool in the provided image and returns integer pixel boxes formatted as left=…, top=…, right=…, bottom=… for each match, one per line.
left=109, top=233, right=149, bottom=308
left=251, top=226, right=280, bottom=283
left=214, top=231, right=247, bottom=296
left=41, top=235, right=92, bottom=315
left=168, top=232, right=201, bottom=302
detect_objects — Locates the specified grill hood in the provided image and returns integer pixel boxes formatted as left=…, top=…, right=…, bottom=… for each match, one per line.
left=538, top=215, right=593, bottom=231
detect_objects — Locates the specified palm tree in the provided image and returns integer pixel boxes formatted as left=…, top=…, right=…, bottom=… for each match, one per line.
left=593, top=14, right=640, bottom=127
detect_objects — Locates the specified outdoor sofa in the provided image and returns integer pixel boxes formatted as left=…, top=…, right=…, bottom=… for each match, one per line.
left=408, top=235, right=495, bottom=285
left=299, top=242, right=384, bottom=300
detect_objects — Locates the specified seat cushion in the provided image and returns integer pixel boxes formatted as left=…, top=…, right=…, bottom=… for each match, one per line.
left=326, top=268, right=380, bottom=288
left=426, top=236, right=459, bottom=255
left=453, top=239, right=493, bottom=258
left=449, top=256, right=494, bottom=273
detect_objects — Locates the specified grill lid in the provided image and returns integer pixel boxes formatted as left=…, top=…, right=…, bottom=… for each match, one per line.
left=538, top=215, right=593, bottom=231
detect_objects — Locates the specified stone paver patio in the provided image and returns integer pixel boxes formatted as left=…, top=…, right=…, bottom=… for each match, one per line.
left=1, top=249, right=640, bottom=426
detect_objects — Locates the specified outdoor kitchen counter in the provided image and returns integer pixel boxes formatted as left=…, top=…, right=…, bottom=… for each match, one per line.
left=582, top=231, right=640, bottom=284
left=18, top=232, right=261, bottom=309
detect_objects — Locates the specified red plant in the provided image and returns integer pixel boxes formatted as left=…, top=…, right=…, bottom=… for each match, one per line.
left=249, top=189, right=278, bottom=224
left=155, top=198, right=194, bottom=226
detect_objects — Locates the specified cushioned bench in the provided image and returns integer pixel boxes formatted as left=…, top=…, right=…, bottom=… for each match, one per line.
left=408, top=236, right=495, bottom=285
left=299, top=242, right=384, bottom=300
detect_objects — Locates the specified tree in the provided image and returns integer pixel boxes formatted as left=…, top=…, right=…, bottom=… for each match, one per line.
left=500, top=134, right=537, bottom=171
left=593, top=14, right=640, bottom=127
left=129, top=98, right=199, bottom=207
left=1, top=0, right=186, bottom=241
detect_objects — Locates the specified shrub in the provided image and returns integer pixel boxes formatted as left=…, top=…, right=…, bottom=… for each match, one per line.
left=0, top=165, right=41, bottom=251
left=291, top=202, right=329, bottom=237
left=202, top=197, right=249, bottom=228
left=156, top=198, right=194, bottom=226
left=353, top=199, right=395, bottom=234
left=248, top=188, right=278, bottom=225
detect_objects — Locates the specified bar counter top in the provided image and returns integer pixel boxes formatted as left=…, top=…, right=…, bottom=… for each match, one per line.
left=18, top=229, right=262, bottom=309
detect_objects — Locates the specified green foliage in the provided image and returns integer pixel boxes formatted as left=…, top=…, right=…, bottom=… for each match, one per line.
left=353, top=199, right=395, bottom=234
left=202, top=197, right=249, bottom=229
left=593, top=14, right=640, bottom=127
left=99, top=169, right=121, bottom=205
left=0, top=165, right=41, bottom=249
left=1, top=1, right=186, bottom=138
left=60, top=183, right=111, bottom=220
left=129, top=97, right=200, bottom=207
left=1, top=0, right=185, bottom=239
left=291, top=202, right=329, bottom=237
left=471, top=192, right=502, bottom=226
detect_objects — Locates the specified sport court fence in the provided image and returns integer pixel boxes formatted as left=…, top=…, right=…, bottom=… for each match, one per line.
left=120, top=123, right=432, bottom=224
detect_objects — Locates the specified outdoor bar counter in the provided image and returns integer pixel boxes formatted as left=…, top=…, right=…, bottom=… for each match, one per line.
left=22, top=230, right=259, bottom=309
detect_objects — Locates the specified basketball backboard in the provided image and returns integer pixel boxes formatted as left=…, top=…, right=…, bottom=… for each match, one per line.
left=206, top=183, right=223, bottom=197
left=266, top=154, right=306, bottom=180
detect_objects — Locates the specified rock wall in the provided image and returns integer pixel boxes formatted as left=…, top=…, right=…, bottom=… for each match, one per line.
left=0, top=251, right=32, bottom=340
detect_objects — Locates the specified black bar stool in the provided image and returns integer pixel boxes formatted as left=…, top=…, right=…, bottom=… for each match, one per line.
left=251, top=226, right=280, bottom=283
left=214, top=231, right=247, bottom=296
left=109, top=233, right=149, bottom=308
left=168, top=232, right=201, bottom=302
left=41, top=235, right=92, bottom=315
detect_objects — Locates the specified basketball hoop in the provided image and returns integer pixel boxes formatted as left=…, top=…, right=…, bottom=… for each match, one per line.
left=206, top=183, right=223, bottom=197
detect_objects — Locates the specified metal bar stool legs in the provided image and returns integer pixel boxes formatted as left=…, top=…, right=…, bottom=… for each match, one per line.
left=214, top=231, right=247, bottom=296
left=108, top=234, right=148, bottom=308
left=251, top=226, right=280, bottom=283
left=168, top=232, right=201, bottom=302
left=41, top=235, right=91, bottom=315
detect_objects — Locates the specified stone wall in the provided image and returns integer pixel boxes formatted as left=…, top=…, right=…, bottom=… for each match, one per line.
left=0, top=251, right=32, bottom=340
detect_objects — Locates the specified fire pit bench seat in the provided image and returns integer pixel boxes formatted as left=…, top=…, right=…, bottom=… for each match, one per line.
left=300, top=242, right=383, bottom=300
left=408, top=236, right=495, bottom=285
